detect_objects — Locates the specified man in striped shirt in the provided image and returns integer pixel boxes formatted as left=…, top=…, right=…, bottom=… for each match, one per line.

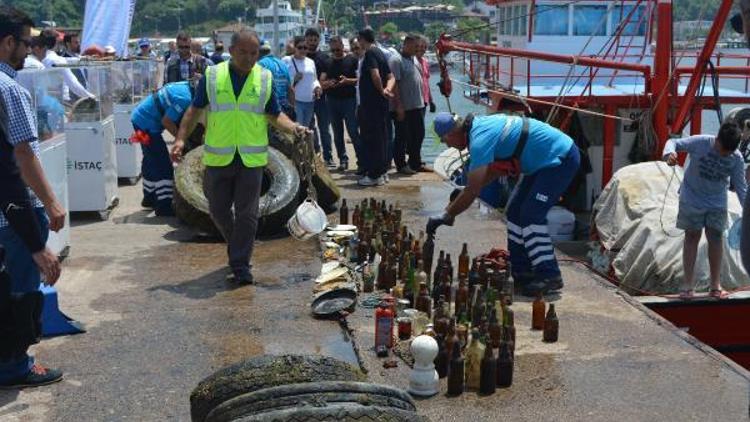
left=0, top=6, right=66, bottom=389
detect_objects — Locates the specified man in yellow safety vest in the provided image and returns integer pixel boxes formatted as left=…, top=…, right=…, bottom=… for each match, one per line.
left=171, top=30, right=308, bottom=284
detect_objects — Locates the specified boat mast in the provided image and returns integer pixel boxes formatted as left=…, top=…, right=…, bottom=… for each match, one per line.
left=273, top=0, right=279, bottom=56
left=652, top=0, right=673, bottom=149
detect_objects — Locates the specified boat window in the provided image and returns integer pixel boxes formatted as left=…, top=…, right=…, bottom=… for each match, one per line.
left=573, top=5, right=607, bottom=36
left=519, top=5, right=527, bottom=35
left=512, top=5, right=520, bottom=36
left=610, top=5, right=646, bottom=36
left=534, top=5, right=569, bottom=36
left=498, top=7, right=507, bottom=35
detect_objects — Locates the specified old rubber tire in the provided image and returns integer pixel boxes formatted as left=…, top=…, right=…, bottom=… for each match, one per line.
left=190, top=355, right=366, bottom=422
left=233, top=406, right=428, bottom=422
left=174, top=188, right=221, bottom=237
left=173, top=146, right=301, bottom=238
left=205, top=381, right=423, bottom=422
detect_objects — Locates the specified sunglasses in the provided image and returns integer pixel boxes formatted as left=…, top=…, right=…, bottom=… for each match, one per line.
left=296, top=45, right=307, bottom=50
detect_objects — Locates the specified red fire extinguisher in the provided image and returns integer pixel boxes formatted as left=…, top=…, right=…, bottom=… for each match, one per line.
left=375, top=301, right=394, bottom=350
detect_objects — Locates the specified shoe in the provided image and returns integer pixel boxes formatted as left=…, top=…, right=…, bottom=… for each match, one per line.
left=521, top=277, right=564, bottom=297
left=338, top=161, right=348, bottom=171
left=358, top=176, right=385, bottom=187
left=155, top=207, right=175, bottom=217
left=325, top=159, right=337, bottom=169
left=398, top=165, right=417, bottom=175
left=227, top=270, right=254, bottom=285
left=141, top=197, right=154, bottom=208
left=0, top=364, right=63, bottom=389
left=383, top=173, right=390, bottom=183
left=355, top=168, right=366, bottom=176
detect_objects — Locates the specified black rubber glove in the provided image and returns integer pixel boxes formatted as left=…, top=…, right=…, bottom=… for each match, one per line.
left=426, top=212, right=455, bottom=235
left=429, top=101, right=436, bottom=113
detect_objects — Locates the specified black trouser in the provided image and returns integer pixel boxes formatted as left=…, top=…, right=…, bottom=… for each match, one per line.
left=392, top=107, right=426, bottom=170
left=358, top=105, right=388, bottom=179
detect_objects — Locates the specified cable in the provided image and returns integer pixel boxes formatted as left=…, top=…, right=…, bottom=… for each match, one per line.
left=659, top=165, right=684, bottom=238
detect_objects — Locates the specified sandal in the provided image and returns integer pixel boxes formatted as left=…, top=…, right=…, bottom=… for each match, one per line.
left=709, top=289, right=727, bottom=299
left=679, top=289, right=694, bottom=300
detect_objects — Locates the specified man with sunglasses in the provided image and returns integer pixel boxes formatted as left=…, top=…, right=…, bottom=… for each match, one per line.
left=0, top=6, right=67, bottom=389
left=320, top=36, right=357, bottom=172
left=427, top=112, right=580, bottom=296
left=305, top=28, right=335, bottom=169
left=165, top=31, right=208, bottom=84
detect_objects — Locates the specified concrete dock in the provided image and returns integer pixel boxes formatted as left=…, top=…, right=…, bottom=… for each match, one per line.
left=1, top=165, right=749, bottom=421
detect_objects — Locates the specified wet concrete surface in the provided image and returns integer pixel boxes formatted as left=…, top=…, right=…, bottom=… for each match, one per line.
left=3, top=143, right=750, bottom=420
left=0, top=179, right=355, bottom=421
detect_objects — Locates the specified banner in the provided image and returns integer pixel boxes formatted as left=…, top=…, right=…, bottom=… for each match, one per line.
left=81, top=0, right=137, bottom=57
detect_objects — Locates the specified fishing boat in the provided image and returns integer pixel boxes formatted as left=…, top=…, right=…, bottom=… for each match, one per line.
left=433, top=0, right=750, bottom=370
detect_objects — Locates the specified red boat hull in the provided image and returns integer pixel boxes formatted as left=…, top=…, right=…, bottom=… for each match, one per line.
left=641, top=295, right=750, bottom=370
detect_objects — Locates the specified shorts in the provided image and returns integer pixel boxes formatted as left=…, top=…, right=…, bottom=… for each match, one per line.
left=676, top=202, right=727, bottom=233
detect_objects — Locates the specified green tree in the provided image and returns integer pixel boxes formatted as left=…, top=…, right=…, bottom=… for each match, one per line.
left=456, top=17, right=489, bottom=42
left=379, top=22, right=398, bottom=39
left=424, top=22, right=449, bottom=43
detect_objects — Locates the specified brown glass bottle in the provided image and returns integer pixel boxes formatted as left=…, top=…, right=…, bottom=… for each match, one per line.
left=458, top=243, right=470, bottom=279
left=434, top=334, right=448, bottom=378
left=505, top=308, right=516, bottom=353
left=455, top=277, right=469, bottom=316
left=340, top=199, right=348, bottom=225
left=377, top=252, right=389, bottom=290
left=446, top=341, right=465, bottom=396
left=479, top=343, right=497, bottom=395
left=488, top=308, right=502, bottom=349
left=532, top=292, right=546, bottom=330
left=445, top=317, right=459, bottom=361
left=415, top=282, right=432, bottom=315
left=433, top=297, right=449, bottom=336
left=352, top=205, right=361, bottom=228
left=386, top=259, right=398, bottom=290
left=543, top=304, right=559, bottom=343
left=445, top=253, right=454, bottom=281
left=496, top=341, right=513, bottom=388
left=422, top=234, right=435, bottom=282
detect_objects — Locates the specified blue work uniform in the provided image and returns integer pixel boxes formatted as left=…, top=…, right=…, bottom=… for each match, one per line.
left=258, top=55, right=292, bottom=116
left=131, top=82, right=193, bottom=215
left=468, top=114, right=580, bottom=284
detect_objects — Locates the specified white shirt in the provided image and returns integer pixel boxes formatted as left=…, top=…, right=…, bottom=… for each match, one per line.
left=43, top=50, right=93, bottom=100
left=355, top=57, right=363, bottom=106
left=282, top=56, right=320, bottom=103
left=24, top=55, right=46, bottom=70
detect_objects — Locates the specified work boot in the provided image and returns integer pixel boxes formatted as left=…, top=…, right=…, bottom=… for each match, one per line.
left=398, top=165, right=417, bottom=175
left=325, top=159, right=337, bottom=169
left=512, top=272, right=535, bottom=288
left=141, top=197, right=154, bottom=208
left=338, top=160, right=348, bottom=172
left=358, top=176, right=385, bottom=187
left=0, top=364, right=63, bottom=390
left=521, top=276, right=564, bottom=297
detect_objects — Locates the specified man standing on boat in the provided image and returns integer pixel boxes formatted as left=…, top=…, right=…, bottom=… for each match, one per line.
left=663, top=122, right=746, bottom=299
left=426, top=112, right=580, bottom=296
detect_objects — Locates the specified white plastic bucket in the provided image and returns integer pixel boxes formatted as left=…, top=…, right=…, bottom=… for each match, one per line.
left=287, top=198, right=328, bottom=240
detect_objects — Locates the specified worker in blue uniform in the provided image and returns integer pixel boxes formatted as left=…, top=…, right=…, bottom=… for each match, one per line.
left=427, top=112, right=580, bottom=296
left=130, top=81, right=195, bottom=216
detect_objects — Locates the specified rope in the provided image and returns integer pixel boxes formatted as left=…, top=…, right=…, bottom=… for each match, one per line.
left=659, top=165, right=684, bottom=238
left=450, top=79, right=636, bottom=122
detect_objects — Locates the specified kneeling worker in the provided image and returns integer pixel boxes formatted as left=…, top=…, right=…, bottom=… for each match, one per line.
left=427, top=112, right=580, bottom=296
left=131, top=81, right=195, bottom=216
left=171, top=30, right=308, bottom=284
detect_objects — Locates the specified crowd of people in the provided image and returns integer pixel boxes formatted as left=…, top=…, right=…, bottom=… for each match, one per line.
left=152, top=27, right=437, bottom=187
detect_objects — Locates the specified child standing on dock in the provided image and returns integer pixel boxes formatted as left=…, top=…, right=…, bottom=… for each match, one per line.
left=663, top=121, right=746, bottom=299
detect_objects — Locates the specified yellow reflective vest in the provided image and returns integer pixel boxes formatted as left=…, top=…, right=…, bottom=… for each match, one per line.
left=203, top=61, right=273, bottom=168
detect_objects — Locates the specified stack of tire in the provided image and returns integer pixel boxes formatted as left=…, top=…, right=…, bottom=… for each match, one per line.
left=174, top=130, right=340, bottom=238
left=190, top=355, right=427, bottom=422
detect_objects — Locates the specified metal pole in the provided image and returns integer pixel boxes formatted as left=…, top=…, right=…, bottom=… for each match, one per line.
left=652, top=0, right=672, bottom=154
left=671, top=0, right=734, bottom=134
left=273, top=0, right=280, bottom=56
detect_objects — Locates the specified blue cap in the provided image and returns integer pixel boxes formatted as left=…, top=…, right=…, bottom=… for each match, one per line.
left=138, top=38, right=150, bottom=48
left=433, top=112, right=458, bottom=139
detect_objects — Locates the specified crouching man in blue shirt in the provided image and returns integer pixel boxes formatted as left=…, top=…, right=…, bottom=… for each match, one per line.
left=130, top=81, right=195, bottom=216
left=426, top=112, right=580, bottom=297
left=663, top=122, right=747, bottom=300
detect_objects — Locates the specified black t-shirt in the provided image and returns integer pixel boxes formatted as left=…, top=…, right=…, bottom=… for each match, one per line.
left=308, top=50, right=330, bottom=79
left=359, top=47, right=390, bottom=110
left=326, top=55, right=358, bottom=99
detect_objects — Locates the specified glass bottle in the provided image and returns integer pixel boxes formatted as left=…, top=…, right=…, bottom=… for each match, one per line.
left=532, top=292, right=546, bottom=330
left=543, top=304, right=559, bottom=343
left=423, top=323, right=437, bottom=338
left=488, top=307, right=502, bottom=349
left=422, top=234, right=435, bottom=282
left=496, top=341, right=513, bottom=388
left=416, top=259, right=429, bottom=292
left=479, top=342, right=497, bottom=395
left=464, top=329, right=485, bottom=391
left=505, top=308, right=516, bottom=352
left=362, top=254, right=374, bottom=293
left=377, top=251, right=388, bottom=290
left=458, top=243, right=470, bottom=279
left=352, top=204, right=360, bottom=228
left=445, top=253, right=454, bottom=281
left=456, top=312, right=469, bottom=349
left=445, top=317, right=459, bottom=362
left=433, top=250, right=445, bottom=288
left=468, top=258, right=479, bottom=291
left=455, top=277, right=469, bottom=316
left=447, top=341, right=465, bottom=396
left=434, top=296, right=449, bottom=336
left=340, top=198, right=348, bottom=225
left=415, top=282, right=432, bottom=315
left=386, top=258, right=398, bottom=290
left=435, top=333, right=448, bottom=379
